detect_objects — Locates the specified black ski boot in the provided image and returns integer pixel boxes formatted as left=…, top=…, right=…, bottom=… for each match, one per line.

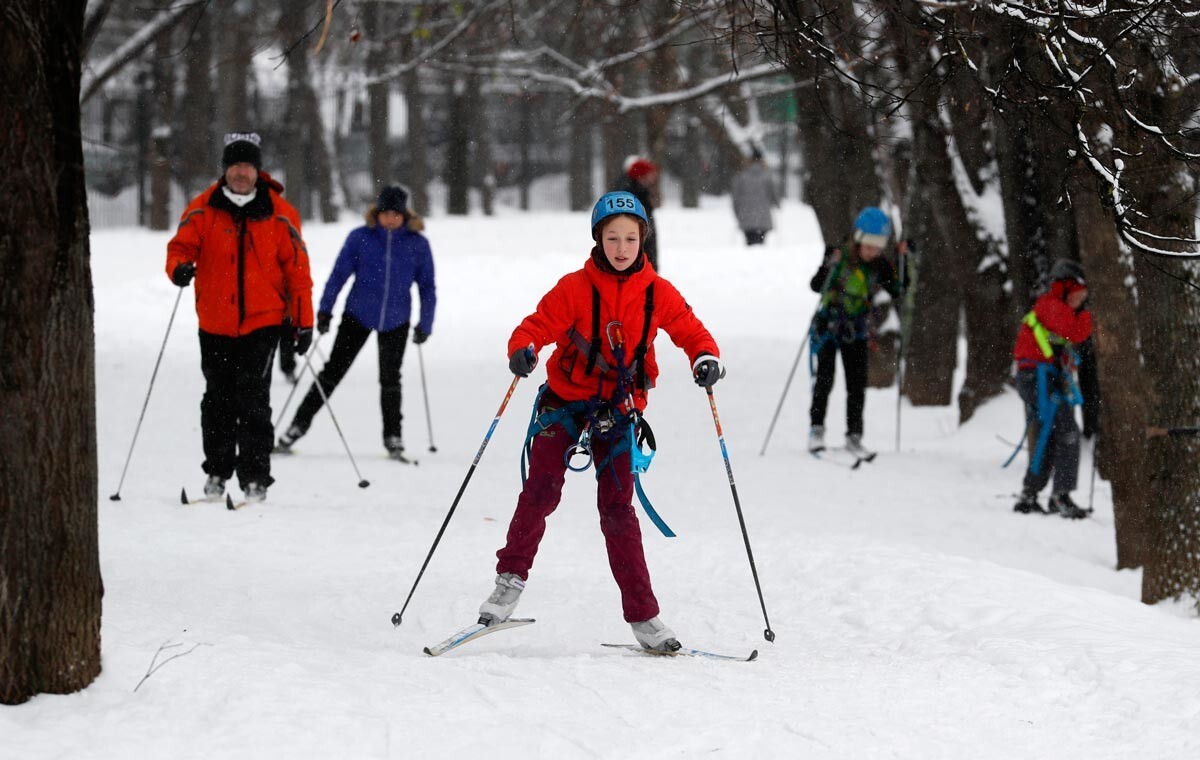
left=1048, top=492, right=1088, bottom=519
left=274, top=424, right=304, bottom=454
left=1013, top=490, right=1042, bottom=514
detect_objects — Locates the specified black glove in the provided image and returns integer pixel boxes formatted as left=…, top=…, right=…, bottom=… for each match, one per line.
left=294, top=327, right=313, bottom=356
left=509, top=346, right=537, bottom=377
left=692, top=354, right=725, bottom=388
left=413, top=327, right=429, bottom=345
left=172, top=262, right=196, bottom=287
left=316, top=312, right=332, bottom=334
left=1082, top=416, right=1100, bottom=440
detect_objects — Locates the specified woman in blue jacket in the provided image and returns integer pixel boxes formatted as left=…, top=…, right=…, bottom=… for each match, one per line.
left=277, top=186, right=436, bottom=458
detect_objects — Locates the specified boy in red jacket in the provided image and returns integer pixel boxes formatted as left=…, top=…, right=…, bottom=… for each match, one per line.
left=1011, top=259, right=1093, bottom=518
left=477, top=191, right=722, bottom=652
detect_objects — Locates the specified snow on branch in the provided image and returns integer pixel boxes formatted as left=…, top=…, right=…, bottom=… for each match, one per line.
left=81, top=2, right=197, bottom=103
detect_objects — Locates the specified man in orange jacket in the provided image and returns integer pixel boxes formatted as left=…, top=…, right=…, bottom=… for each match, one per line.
left=166, top=132, right=314, bottom=503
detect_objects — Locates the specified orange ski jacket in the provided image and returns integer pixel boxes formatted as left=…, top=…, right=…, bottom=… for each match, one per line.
left=509, top=251, right=719, bottom=411
left=166, top=174, right=313, bottom=337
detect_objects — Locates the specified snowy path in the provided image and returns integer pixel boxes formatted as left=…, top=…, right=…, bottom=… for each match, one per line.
left=5, top=200, right=1198, bottom=759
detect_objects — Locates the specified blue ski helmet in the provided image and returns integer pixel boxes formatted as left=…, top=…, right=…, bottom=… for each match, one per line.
left=591, top=191, right=649, bottom=240
left=853, top=206, right=892, bottom=241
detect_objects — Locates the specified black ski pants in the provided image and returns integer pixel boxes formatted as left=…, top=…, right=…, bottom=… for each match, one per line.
left=290, top=313, right=409, bottom=443
left=810, top=337, right=868, bottom=436
left=199, top=326, right=278, bottom=488
left=1015, top=368, right=1080, bottom=495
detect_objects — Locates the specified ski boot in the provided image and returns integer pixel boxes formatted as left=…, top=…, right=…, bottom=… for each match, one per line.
left=1048, top=492, right=1088, bottom=519
left=1013, top=490, right=1042, bottom=514
left=203, top=475, right=226, bottom=502
left=845, top=433, right=874, bottom=461
left=478, top=573, right=525, bottom=627
left=274, top=425, right=304, bottom=454
left=384, top=435, right=406, bottom=461
left=631, top=616, right=681, bottom=653
left=807, top=425, right=826, bottom=454
left=243, top=481, right=268, bottom=503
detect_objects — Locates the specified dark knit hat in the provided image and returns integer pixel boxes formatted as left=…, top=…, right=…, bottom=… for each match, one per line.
left=222, top=132, right=263, bottom=169
left=377, top=185, right=408, bottom=215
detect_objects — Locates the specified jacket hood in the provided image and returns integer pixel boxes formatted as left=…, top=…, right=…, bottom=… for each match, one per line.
left=365, top=205, right=425, bottom=233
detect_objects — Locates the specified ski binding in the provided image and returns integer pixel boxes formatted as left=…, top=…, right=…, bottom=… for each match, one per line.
left=423, top=618, right=535, bottom=657
left=602, top=643, right=758, bottom=661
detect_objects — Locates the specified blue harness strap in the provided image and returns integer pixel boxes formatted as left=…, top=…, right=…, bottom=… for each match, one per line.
left=520, top=385, right=674, bottom=537
left=1029, top=361, right=1083, bottom=476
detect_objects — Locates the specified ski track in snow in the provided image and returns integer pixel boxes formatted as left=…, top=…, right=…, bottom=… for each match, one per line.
left=5, top=198, right=1199, bottom=759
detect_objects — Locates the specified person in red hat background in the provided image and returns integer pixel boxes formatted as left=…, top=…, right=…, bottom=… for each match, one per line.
left=613, top=156, right=660, bottom=270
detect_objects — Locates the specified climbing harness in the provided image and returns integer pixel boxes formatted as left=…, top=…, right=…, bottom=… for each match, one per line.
left=519, top=284, right=675, bottom=537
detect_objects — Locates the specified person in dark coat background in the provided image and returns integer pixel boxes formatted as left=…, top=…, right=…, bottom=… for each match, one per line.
left=731, top=147, right=779, bottom=246
left=613, top=157, right=660, bottom=270
left=276, top=185, right=436, bottom=459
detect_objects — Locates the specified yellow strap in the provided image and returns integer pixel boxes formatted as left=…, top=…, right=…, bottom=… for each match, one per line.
left=1023, top=311, right=1057, bottom=359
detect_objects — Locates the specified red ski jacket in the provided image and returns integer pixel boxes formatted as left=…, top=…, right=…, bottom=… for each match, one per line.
left=166, top=173, right=313, bottom=337
left=1012, top=279, right=1093, bottom=368
left=509, top=251, right=719, bottom=411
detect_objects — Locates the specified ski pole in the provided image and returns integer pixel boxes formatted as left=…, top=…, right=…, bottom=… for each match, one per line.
left=392, top=375, right=522, bottom=627
left=759, top=329, right=811, bottom=456
left=272, top=332, right=323, bottom=433
left=109, top=286, right=184, bottom=501
left=761, top=255, right=842, bottom=457
left=895, top=243, right=909, bottom=453
left=300, top=339, right=370, bottom=489
left=416, top=343, right=437, bottom=452
left=706, top=386, right=775, bottom=643
left=1087, top=434, right=1099, bottom=513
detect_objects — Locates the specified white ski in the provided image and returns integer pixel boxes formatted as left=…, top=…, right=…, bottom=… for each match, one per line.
left=601, top=643, right=758, bottom=662
left=423, top=618, right=535, bottom=657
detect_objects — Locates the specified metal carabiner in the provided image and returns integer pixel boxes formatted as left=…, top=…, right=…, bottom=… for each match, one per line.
left=565, top=423, right=594, bottom=472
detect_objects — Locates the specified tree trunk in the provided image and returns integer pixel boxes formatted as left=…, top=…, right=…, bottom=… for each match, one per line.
left=600, top=101, right=626, bottom=190
left=281, top=1, right=313, bottom=220
left=794, top=82, right=877, bottom=243
left=518, top=88, right=533, bottom=211
left=1137, top=250, right=1200, bottom=605
left=148, top=26, right=175, bottom=231
left=1073, top=183, right=1154, bottom=569
left=897, top=99, right=964, bottom=406
left=472, top=74, right=494, bottom=216
left=445, top=74, right=472, bottom=215
left=213, top=0, right=251, bottom=151
left=401, top=62, right=428, bottom=215
left=304, top=70, right=338, bottom=223
left=365, top=1, right=390, bottom=193
left=0, top=0, right=103, bottom=705
left=178, top=5, right=213, bottom=196
left=1133, top=199, right=1200, bottom=604
left=569, top=103, right=594, bottom=212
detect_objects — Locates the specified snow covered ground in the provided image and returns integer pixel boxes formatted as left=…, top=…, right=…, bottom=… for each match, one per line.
left=5, top=197, right=1199, bottom=759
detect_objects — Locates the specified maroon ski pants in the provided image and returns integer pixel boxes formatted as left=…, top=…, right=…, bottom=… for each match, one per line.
left=495, top=412, right=660, bottom=623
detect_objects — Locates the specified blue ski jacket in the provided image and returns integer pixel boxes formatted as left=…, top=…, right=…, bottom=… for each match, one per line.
left=319, top=222, right=436, bottom=335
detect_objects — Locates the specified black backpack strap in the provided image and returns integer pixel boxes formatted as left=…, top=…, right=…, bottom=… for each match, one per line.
left=634, top=283, right=654, bottom=390
left=584, top=285, right=601, bottom=376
